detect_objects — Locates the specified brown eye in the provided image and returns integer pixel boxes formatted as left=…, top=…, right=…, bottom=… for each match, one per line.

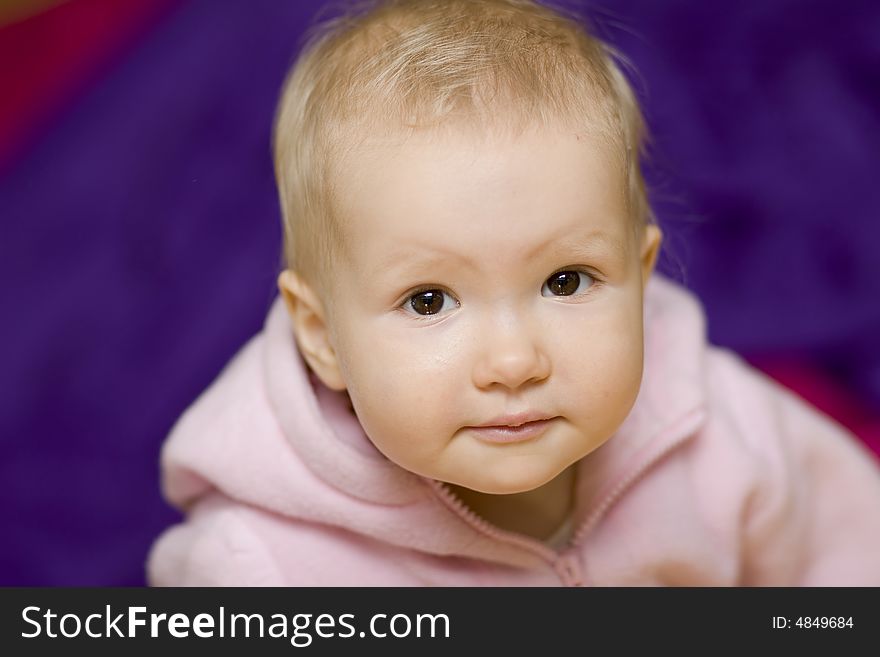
left=542, top=270, right=591, bottom=297
left=410, top=290, right=446, bottom=315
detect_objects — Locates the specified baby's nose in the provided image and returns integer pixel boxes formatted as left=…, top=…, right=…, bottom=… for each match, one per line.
left=471, top=320, right=551, bottom=390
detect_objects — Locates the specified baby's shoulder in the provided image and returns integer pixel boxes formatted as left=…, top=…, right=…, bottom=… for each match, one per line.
left=701, top=347, right=786, bottom=436
left=148, top=494, right=288, bottom=586
left=697, top=345, right=862, bottom=471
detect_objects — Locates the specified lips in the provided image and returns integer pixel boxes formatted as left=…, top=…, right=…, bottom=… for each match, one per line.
left=473, top=412, right=554, bottom=428
left=466, top=416, right=556, bottom=444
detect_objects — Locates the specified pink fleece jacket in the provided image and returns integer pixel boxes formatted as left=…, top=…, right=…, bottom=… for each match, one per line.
left=147, top=276, right=880, bottom=586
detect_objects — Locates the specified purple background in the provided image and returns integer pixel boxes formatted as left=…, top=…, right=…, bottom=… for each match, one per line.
left=1, top=0, right=878, bottom=585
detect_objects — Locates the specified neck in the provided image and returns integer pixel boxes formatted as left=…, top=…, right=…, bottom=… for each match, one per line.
left=447, top=465, right=576, bottom=541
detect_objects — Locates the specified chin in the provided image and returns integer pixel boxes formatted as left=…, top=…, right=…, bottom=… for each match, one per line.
left=464, top=462, right=562, bottom=495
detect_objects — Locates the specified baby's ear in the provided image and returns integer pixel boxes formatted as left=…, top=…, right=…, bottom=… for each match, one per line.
left=639, top=224, right=663, bottom=289
left=277, top=270, right=347, bottom=391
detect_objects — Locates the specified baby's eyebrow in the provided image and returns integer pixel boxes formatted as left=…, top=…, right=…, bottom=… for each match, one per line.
left=522, top=229, right=624, bottom=262
left=373, top=229, right=624, bottom=278
left=372, top=248, right=476, bottom=279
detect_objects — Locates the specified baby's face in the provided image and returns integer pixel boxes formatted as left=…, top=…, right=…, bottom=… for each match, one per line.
left=321, top=123, right=659, bottom=494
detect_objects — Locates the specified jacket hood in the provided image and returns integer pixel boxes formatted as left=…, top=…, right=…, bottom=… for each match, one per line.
left=160, top=274, right=708, bottom=566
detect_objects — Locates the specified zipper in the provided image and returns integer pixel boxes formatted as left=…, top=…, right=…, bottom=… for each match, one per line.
left=554, top=554, right=584, bottom=586
left=426, top=478, right=561, bottom=562
left=428, top=478, right=587, bottom=585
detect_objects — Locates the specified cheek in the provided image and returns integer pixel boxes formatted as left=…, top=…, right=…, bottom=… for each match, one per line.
left=336, top=324, right=464, bottom=463
left=555, top=303, right=644, bottom=423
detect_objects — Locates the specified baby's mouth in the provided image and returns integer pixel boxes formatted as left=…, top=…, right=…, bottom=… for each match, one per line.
left=473, top=411, right=555, bottom=428
left=466, top=417, right=557, bottom=444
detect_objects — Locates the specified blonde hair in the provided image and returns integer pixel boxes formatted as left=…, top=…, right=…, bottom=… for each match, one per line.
left=273, top=0, right=651, bottom=289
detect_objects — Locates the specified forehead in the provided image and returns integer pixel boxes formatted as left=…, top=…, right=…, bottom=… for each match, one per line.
left=334, top=123, right=630, bottom=266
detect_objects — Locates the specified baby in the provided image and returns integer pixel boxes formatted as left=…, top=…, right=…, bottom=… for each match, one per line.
left=148, top=0, right=880, bottom=585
